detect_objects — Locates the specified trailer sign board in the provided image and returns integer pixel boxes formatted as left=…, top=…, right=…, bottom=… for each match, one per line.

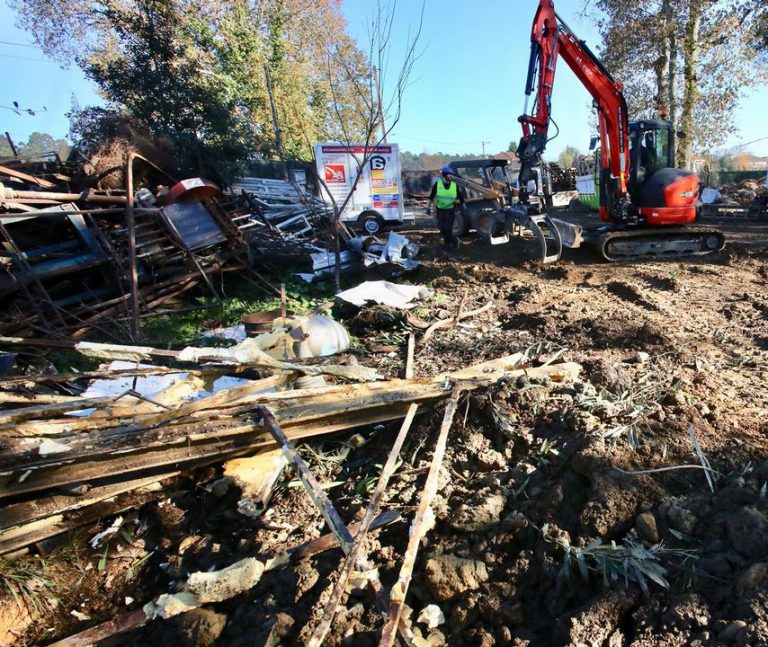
left=314, top=143, right=405, bottom=233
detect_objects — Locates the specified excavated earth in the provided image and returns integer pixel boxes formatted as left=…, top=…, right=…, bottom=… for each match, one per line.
left=3, top=215, right=768, bottom=646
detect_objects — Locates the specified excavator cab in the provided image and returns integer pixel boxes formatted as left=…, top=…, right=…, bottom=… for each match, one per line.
left=626, top=119, right=701, bottom=226
left=628, top=119, right=675, bottom=191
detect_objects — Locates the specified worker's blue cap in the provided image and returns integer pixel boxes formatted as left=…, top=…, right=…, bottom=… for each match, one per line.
left=440, top=166, right=455, bottom=176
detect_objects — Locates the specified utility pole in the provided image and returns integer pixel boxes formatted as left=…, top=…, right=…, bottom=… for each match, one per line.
left=481, top=140, right=490, bottom=156
left=373, top=66, right=387, bottom=143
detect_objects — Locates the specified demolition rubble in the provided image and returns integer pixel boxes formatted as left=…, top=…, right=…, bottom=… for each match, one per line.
left=0, top=157, right=420, bottom=341
left=4, top=146, right=768, bottom=647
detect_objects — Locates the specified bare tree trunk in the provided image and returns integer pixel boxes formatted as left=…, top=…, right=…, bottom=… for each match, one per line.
left=680, top=0, right=700, bottom=169
left=661, top=0, right=678, bottom=128
left=373, top=66, right=387, bottom=143
left=264, top=65, right=289, bottom=182
left=668, top=17, right=678, bottom=129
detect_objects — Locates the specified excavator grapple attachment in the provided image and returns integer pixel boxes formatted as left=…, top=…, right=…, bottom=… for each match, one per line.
left=527, top=214, right=563, bottom=264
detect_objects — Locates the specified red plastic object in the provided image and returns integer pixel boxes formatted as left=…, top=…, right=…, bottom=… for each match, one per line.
left=164, top=178, right=222, bottom=205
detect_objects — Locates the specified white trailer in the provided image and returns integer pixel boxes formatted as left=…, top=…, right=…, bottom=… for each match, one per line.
left=313, top=143, right=406, bottom=235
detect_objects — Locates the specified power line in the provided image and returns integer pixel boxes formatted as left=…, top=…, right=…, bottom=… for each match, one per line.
left=0, top=39, right=38, bottom=49
left=735, top=135, right=768, bottom=148
left=0, top=53, right=51, bottom=62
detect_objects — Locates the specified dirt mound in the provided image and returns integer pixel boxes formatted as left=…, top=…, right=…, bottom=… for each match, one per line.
left=8, top=219, right=768, bottom=646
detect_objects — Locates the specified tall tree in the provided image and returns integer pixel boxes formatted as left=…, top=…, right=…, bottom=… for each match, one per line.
left=594, top=0, right=767, bottom=168
left=557, top=145, right=581, bottom=169
left=10, top=0, right=373, bottom=177
left=679, top=0, right=701, bottom=169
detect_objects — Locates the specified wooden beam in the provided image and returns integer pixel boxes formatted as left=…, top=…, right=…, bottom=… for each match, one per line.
left=380, top=388, right=462, bottom=646
left=0, top=165, right=55, bottom=189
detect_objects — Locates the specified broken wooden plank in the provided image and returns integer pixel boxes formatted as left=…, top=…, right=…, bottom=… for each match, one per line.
left=0, top=164, right=56, bottom=189
left=0, top=473, right=175, bottom=534
left=420, top=301, right=494, bottom=345
left=404, top=333, right=415, bottom=380
left=0, top=367, right=229, bottom=387
left=0, top=373, right=290, bottom=435
left=307, top=403, right=419, bottom=647
left=0, top=360, right=581, bottom=501
left=0, top=477, right=174, bottom=556
left=0, top=392, right=79, bottom=405
left=223, top=448, right=287, bottom=515
left=379, top=387, right=463, bottom=647
left=0, top=336, right=379, bottom=382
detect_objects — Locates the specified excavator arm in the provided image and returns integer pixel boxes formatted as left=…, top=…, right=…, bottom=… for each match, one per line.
left=505, top=0, right=724, bottom=262
left=517, top=0, right=630, bottom=224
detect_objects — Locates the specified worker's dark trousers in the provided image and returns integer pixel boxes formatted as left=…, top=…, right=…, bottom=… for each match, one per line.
left=436, top=208, right=459, bottom=250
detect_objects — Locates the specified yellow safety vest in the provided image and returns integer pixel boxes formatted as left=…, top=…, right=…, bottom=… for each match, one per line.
left=435, top=180, right=458, bottom=209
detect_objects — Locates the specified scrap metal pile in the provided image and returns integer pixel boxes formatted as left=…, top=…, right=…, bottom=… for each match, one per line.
left=0, top=303, right=580, bottom=646
left=230, top=176, right=421, bottom=281
left=0, top=156, right=422, bottom=340
left=0, top=153, right=278, bottom=340
left=230, top=176, right=332, bottom=255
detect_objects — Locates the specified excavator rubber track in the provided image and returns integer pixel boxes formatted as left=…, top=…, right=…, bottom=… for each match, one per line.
left=596, top=226, right=725, bottom=262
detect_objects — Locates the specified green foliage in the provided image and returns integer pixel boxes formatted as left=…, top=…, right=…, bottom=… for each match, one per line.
left=10, top=0, right=374, bottom=179
left=0, top=558, right=59, bottom=616
left=400, top=150, right=492, bottom=171
left=557, top=145, right=581, bottom=169
left=48, top=350, right=101, bottom=374
left=0, top=131, right=70, bottom=161
left=140, top=275, right=334, bottom=347
left=553, top=531, right=695, bottom=597
left=508, top=140, right=518, bottom=153
left=594, top=0, right=767, bottom=156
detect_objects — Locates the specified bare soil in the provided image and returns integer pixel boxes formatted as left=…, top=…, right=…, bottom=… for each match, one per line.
left=4, top=215, right=768, bottom=646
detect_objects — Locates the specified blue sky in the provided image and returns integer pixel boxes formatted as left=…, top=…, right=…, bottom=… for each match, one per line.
left=1, top=0, right=766, bottom=158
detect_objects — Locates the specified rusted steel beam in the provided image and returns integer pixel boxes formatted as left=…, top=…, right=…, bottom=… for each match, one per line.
left=283, top=509, right=400, bottom=562
left=125, top=152, right=142, bottom=341
left=307, top=404, right=419, bottom=647
left=259, top=406, right=354, bottom=552
left=379, top=386, right=463, bottom=647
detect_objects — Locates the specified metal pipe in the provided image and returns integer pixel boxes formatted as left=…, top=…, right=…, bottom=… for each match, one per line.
left=0, top=184, right=127, bottom=204
left=125, top=153, right=142, bottom=341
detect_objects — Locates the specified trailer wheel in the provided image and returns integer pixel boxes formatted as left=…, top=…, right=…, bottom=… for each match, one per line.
left=358, top=211, right=385, bottom=235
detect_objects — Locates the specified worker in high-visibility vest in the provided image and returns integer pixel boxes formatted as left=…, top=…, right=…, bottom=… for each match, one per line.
left=426, top=166, right=466, bottom=251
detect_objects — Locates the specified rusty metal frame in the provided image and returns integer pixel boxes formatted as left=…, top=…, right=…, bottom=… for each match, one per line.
left=307, top=403, right=419, bottom=647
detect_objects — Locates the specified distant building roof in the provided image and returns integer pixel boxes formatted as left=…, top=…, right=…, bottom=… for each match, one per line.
left=492, top=151, right=519, bottom=165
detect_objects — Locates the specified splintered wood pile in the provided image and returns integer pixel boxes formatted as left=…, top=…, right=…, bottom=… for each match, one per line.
left=0, top=329, right=581, bottom=646
left=0, top=155, right=278, bottom=341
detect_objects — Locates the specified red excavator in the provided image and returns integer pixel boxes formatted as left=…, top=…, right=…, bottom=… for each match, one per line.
left=511, top=0, right=724, bottom=262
